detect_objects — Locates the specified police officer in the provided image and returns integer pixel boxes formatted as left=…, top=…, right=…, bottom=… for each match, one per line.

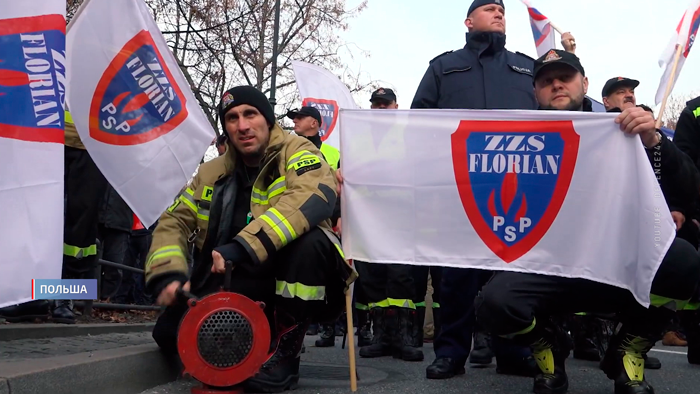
left=287, top=106, right=340, bottom=170
left=148, top=86, right=356, bottom=393
left=475, top=49, right=700, bottom=394
left=411, top=0, right=539, bottom=379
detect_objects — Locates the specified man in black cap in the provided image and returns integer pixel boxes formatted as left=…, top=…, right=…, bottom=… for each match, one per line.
left=370, top=88, right=399, bottom=109
left=475, top=49, right=700, bottom=394
left=146, top=85, right=356, bottom=393
left=602, top=77, right=640, bottom=111
left=286, top=106, right=340, bottom=171
left=411, top=0, right=543, bottom=379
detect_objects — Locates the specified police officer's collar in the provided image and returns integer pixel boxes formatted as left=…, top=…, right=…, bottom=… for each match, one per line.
left=465, top=31, right=506, bottom=54
left=304, top=133, right=323, bottom=149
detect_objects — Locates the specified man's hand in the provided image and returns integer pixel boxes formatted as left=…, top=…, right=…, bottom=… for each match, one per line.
left=335, top=168, right=343, bottom=196
left=671, top=211, right=686, bottom=231
left=615, top=106, right=659, bottom=148
left=211, top=250, right=228, bottom=273
left=561, top=32, right=577, bottom=53
left=156, top=280, right=190, bottom=306
left=335, top=217, right=342, bottom=236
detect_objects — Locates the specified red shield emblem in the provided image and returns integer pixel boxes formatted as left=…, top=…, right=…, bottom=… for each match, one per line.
left=451, top=120, right=580, bottom=262
left=302, top=98, right=338, bottom=141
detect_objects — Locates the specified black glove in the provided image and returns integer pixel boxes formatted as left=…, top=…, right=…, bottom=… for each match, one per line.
left=147, top=272, right=189, bottom=300
left=213, top=240, right=253, bottom=266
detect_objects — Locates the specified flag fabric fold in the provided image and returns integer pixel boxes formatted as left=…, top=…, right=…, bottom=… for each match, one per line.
left=339, top=109, right=675, bottom=307
left=521, top=0, right=558, bottom=57
left=0, top=0, right=66, bottom=307
left=66, top=0, right=215, bottom=227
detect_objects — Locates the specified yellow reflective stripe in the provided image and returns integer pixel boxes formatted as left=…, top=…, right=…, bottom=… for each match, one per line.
left=197, top=208, right=210, bottom=221
left=260, top=208, right=297, bottom=246
left=368, top=298, right=415, bottom=309
left=432, top=302, right=440, bottom=308
left=251, top=187, right=269, bottom=205
left=693, top=107, right=700, bottom=118
left=64, top=110, right=73, bottom=124
left=355, top=303, right=369, bottom=311
left=202, top=186, right=214, bottom=202
left=63, top=243, right=97, bottom=259
left=501, top=318, right=537, bottom=339
left=288, top=155, right=321, bottom=172
left=287, top=150, right=313, bottom=166
left=650, top=294, right=690, bottom=310
left=179, top=188, right=197, bottom=213
left=415, top=302, right=426, bottom=307
left=684, top=302, right=700, bottom=311
left=267, top=177, right=286, bottom=199
left=275, top=280, right=326, bottom=301
left=146, top=245, right=185, bottom=269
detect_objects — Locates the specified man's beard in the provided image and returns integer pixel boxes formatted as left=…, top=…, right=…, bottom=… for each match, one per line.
left=541, top=94, right=584, bottom=111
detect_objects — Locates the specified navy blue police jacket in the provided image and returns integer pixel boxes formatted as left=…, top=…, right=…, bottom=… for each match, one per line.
left=411, top=31, right=538, bottom=110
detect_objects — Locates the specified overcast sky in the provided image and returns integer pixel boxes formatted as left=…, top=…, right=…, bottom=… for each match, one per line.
left=337, top=0, right=700, bottom=111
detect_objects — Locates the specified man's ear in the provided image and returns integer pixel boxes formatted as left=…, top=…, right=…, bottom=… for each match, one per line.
left=602, top=96, right=610, bottom=108
left=582, top=76, right=589, bottom=95
left=465, top=18, right=473, bottom=30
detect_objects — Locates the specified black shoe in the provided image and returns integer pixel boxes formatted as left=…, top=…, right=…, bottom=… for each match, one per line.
left=644, top=354, right=661, bottom=370
left=470, top=330, right=494, bottom=365
left=306, top=323, right=319, bottom=336
left=426, top=357, right=466, bottom=379
left=412, top=306, right=426, bottom=348
left=510, top=320, right=569, bottom=394
left=51, top=300, right=76, bottom=324
left=314, top=323, right=335, bottom=347
left=600, top=327, right=656, bottom=394
left=392, top=307, right=423, bottom=362
left=570, top=314, right=608, bottom=362
left=357, top=323, right=373, bottom=348
left=0, top=300, right=49, bottom=323
left=360, top=308, right=392, bottom=358
left=243, top=316, right=308, bottom=393
left=679, top=310, right=700, bottom=364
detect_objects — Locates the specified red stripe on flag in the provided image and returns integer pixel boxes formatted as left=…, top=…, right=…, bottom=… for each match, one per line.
left=0, top=14, right=66, bottom=36
left=0, top=124, right=64, bottom=144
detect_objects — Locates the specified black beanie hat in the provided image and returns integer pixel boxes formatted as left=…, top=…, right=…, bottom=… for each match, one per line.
left=218, top=86, right=275, bottom=134
left=468, top=0, right=504, bottom=16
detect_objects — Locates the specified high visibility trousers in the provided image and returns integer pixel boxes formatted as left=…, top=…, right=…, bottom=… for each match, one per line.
left=153, top=227, right=350, bottom=355
left=412, top=265, right=442, bottom=308
left=63, top=147, right=108, bottom=280
left=354, top=261, right=415, bottom=309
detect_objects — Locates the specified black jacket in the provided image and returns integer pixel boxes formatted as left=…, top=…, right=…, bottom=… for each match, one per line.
left=305, top=134, right=341, bottom=227
left=669, top=96, right=700, bottom=220
left=98, top=185, right=133, bottom=232
left=411, top=31, right=537, bottom=110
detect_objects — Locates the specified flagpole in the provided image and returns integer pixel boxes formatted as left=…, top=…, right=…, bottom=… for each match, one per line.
left=655, top=43, right=684, bottom=129
left=269, top=0, right=282, bottom=110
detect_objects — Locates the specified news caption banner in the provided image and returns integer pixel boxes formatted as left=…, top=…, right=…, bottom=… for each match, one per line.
left=339, top=108, right=674, bottom=308
left=32, top=279, right=98, bottom=300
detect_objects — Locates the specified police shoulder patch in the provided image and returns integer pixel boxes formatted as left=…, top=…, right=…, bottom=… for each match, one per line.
left=430, top=51, right=453, bottom=64
left=514, top=51, right=536, bottom=62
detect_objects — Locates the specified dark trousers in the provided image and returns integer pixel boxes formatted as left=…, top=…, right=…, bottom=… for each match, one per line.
left=354, top=261, right=415, bottom=307
left=113, top=232, right=153, bottom=305
left=475, top=237, right=700, bottom=338
left=98, top=225, right=130, bottom=299
left=433, top=268, right=492, bottom=362
left=412, top=266, right=442, bottom=306
left=63, top=147, right=108, bottom=279
left=152, top=227, right=347, bottom=355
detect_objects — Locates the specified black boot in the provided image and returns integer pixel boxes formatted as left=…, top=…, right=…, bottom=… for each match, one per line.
left=511, top=319, right=569, bottom=394
left=360, top=308, right=392, bottom=358
left=0, top=300, right=49, bottom=323
left=314, top=323, right=335, bottom=347
left=356, top=309, right=372, bottom=348
left=51, top=300, right=76, bottom=324
left=600, top=324, right=657, bottom=394
left=412, top=306, right=426, bottom=348
left=470, top=329, right=494, bottom=365
left=306, top=323, right=319, bottom=336
left=244, top=316, right=308, bottom=393
left=570, top=314, right=602, bottom=361
left=643, top=354, right=661, bottom=370
left=679, top=309, right=700, bottom=364
left=392, top=307, right=424, bottom=361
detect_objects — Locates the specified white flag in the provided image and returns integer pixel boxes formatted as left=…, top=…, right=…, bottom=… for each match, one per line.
left=0, top=0, right=66, bottom=307
left=291, top=61, right=358, bottom=150
left=521, top=0, right=558, bottom=58
left=66, top=0, right=215, bottom=227
left=340, top=109, right=675, bottom=307
left=655, top=1, right=700, bottom=105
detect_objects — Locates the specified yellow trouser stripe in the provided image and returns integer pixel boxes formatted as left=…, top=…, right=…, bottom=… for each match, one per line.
left=369, top=298, right=416, bottom=309
left=501, top=318, right=537, bottom=339
left=275, top=280, right=326, bottom=301
left=146, top=245, right=185, bottom=269
left=63, top=243, right=97, bottom=259
left=684, top=302, right=700, bottom=311
left=355, top=303, right=369, bottom=310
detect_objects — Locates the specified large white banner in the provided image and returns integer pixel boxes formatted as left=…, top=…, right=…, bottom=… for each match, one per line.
left=0, top=0, right=66, bottom=307
left=66, top=0, right=215, bottom=227
left=340, top=109, right=675, bottom=307
left=291, top=60, right=359, bottom=149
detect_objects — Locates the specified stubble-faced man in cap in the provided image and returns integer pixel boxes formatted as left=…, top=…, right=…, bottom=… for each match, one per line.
left=475, top=49, right=700, bottom=394
left=602, top=77, right=639, bottom=111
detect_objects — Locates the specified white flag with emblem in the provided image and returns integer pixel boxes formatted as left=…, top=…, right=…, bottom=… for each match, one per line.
left=66, top=0, right=215, bottom=227
left=340, top=109, right=675, bottom=307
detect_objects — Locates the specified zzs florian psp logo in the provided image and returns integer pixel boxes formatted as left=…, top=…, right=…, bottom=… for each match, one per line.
left=90, top=30, right=188, bottom=145
left=452, top=120, right=580, bottom=263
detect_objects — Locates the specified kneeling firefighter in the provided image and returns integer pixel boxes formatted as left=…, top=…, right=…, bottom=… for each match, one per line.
left=145, top=85, right=357, bottom=393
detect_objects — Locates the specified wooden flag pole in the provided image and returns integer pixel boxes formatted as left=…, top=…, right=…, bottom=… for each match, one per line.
left=345, top=288, right=358, bottom=392
left=656, top=43, right=685, bottom=129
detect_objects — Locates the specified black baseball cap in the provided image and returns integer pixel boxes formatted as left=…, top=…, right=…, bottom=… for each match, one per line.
left=533, top=49, right=586, bottom=84
left=601, top=77, right=640, bottom=98
left=286, top=106, right=322, bottom=126
left=370, top=88, right=397, bottom=103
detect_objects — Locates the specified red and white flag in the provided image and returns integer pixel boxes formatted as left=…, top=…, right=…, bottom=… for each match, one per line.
left=521, top=0, right=557, bottom=57
left=66, top=0, right=215, bottom=227
left=655, top=0, right=700, bottom=105
left=0, top=0, right=66, bottom=307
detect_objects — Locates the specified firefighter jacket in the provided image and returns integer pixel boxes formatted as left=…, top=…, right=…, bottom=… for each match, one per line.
left=144, top=123, right=356, bottom=293
left=64, top=110, right=86, bottom=150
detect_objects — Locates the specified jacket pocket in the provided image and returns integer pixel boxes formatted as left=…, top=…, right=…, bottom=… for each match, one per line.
left=443, top=65, right=472, bottom=75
